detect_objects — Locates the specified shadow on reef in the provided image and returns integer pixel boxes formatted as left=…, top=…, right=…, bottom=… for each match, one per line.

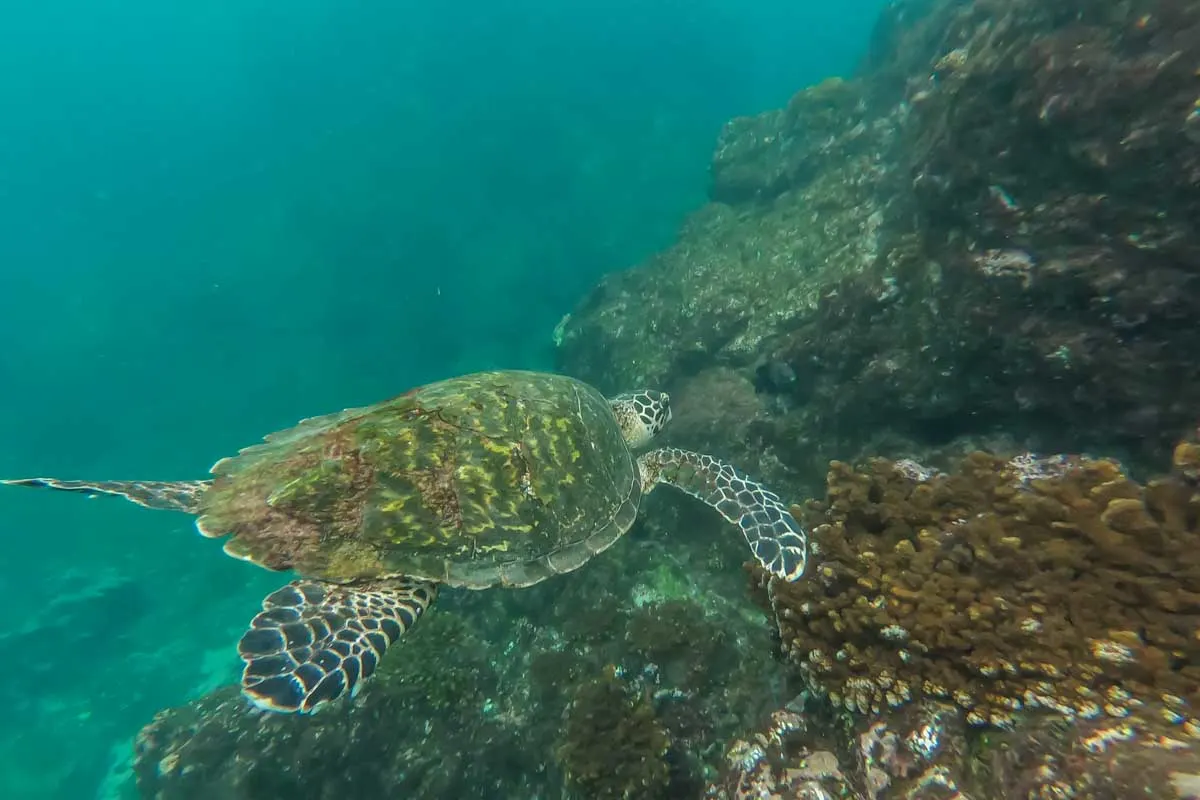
left=711, top=438, right=1200, bottom=798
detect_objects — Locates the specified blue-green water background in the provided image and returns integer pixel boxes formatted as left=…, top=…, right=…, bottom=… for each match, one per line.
left=0, top=2, right=884, bottom=795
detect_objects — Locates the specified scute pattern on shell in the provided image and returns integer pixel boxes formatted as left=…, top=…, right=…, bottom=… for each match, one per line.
left=193, top=371, right=641, bottom=587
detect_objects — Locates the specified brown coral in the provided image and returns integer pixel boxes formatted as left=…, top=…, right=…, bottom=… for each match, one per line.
left=1174, top=440, right=1200, bottom=486
left=757, top=445, right=1200, bottom=733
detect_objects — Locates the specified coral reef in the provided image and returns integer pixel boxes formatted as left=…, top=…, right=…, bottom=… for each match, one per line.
left=724, top=441, right=1200, bottom=797
left=128, top=1, right=1200, bottom=795
left=763, top=443, right=1200, bottom=731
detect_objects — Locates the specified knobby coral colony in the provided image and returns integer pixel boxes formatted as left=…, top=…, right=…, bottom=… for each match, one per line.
left=759, top=441, right=1200, bottom=734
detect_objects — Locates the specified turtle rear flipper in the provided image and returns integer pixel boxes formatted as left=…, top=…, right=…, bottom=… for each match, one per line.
left=637, top=448, right=808, bottom=582
left=1, top=477, right=209, bottom=512
left=238, top=577, right=437, bottom=713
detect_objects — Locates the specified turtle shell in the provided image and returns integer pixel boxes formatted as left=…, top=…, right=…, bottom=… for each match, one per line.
left=194, top=370, right=641, bottom=588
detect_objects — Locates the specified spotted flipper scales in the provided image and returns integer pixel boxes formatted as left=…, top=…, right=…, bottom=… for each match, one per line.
left=637, top=447, right=807, bottom=581
left=238, top=577, right=437, bottom=713
left=0, top=477, right=209, bottom=512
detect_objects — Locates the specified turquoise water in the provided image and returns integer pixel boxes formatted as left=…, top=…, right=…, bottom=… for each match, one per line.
left=0, top=2, right=885, bottom=796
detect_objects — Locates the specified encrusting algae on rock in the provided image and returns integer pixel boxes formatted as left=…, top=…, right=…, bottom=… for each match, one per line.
left=707, top=692, right=1200, bottom=799
left=556, top=666, right=671, bottom=800
left=755, top=440, right=1200, bottom=735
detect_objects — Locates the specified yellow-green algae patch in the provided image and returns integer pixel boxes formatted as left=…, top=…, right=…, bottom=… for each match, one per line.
left=758, top=442, right=1200, bottom=733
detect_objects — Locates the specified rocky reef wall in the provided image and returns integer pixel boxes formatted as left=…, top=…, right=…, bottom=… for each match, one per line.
left=557, top=0, right=1200, bottom=484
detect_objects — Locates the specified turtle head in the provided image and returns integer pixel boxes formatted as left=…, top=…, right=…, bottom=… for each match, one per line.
left=609, top=390, right=671, bottom=448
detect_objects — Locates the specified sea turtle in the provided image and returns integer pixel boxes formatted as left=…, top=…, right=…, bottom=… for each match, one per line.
left=4, top=370, right=806, bottom=714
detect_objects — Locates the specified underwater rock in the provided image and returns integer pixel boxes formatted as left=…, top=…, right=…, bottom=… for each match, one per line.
left=130, top=540, right=784, bottom=798
left=708, top=698, right=1200, bottom=799
left=131, top=611, right=545, bottom=799
left=0, top=570, right=148, bottom=798
left=555, top=667, right=671, bottom=799
left=553, top=77, right=904, bottom=398
left=558, top=0, right=1200, bottom=478
left=710, top=76, right=874, bottom=205
left=0, top=569, right=145, bottom=709
left=893, top=0, right=1200, bottom=460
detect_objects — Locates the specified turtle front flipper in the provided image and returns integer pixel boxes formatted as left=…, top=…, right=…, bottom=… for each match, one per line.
left=238, top=577, right=437, bottom=713
left=637, top=448, right=808, bottom=581
left=1, top=477, right=209, bottom=512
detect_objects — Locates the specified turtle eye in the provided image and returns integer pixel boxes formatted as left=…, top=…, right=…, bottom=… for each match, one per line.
left=610, top=390, right=670, bottom=447
left=640, top=391, right=670, bottom=433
